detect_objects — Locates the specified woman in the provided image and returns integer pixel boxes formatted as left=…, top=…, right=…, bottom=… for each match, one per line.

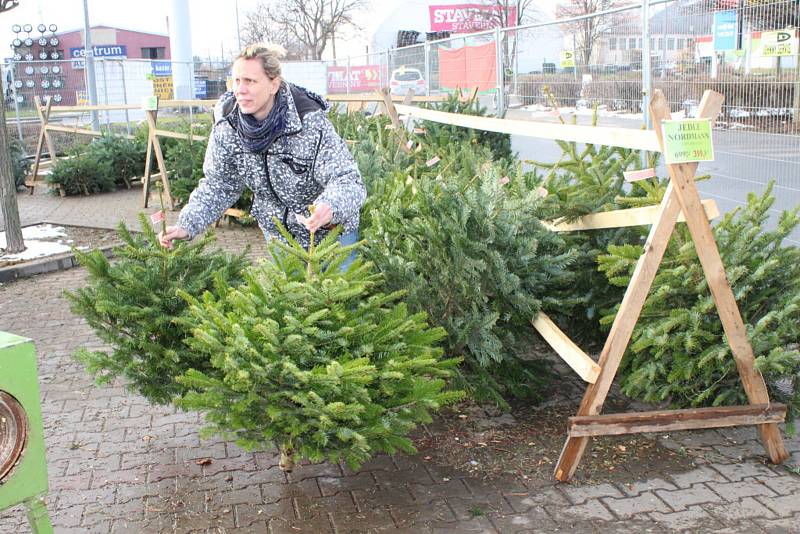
left=159, top=43, right=365, bottom=260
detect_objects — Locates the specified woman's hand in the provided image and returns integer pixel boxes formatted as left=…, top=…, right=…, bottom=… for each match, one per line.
left=295, top=203, right=333, bottom=233
left=158, top=226, right=189, bottom=249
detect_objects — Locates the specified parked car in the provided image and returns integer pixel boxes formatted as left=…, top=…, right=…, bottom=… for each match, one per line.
left=390, top=67, right=426, bottom=95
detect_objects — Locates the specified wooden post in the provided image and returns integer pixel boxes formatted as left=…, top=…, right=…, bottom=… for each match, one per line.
left=27, top=97, right=56, bottom=193
left=141, top=109, right=174, bottom=210
left=380, top=88, right=411, bottom=153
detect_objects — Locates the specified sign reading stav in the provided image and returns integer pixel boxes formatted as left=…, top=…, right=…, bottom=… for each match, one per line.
left=429, top=4, right=517, bottom=33
left=661, top=119, right=714, bottom=165
left=760, top=30, right=797, bottom=57
left=326, top=65, right=381, bottom=94
left=560, top=50, right=575, bottom=68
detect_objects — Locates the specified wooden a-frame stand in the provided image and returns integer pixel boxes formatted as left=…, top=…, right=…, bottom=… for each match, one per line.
left=376, top=87, right=788, bottom=482
left=551, top=89, right=789, bottom=481
left=141, top=108, right=175, bottom=210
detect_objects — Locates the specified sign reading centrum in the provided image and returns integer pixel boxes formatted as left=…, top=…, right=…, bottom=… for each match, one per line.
left=429, top=4, right=517, bottom=33
left=70, top=45, right=128, bottom=69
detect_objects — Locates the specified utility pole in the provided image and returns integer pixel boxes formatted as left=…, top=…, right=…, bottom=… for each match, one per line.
left=235, top=0, right=241, bottom=50
left=642, top=0, right=652, bottom=129
left=82, top=0, right=100, bottom=131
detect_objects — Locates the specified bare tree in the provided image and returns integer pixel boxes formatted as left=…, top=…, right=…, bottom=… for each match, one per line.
left=1, top=0, right=24, bottom=254
left=240, top=2, right=307, bottom=60
left=556, top=0, right=635, bottom=67
left=479, top=0, right=544, bottom=82
left=272, top=0, right=369, bottom=60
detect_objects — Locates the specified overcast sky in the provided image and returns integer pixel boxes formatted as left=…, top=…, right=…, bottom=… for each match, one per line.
left=2, top=0, right=558, bottom=62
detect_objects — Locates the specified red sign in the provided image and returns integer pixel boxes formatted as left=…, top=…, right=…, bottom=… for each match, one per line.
left=326, top=65, right=381, bottom=94
left=429, top=4, right=517, bottom=33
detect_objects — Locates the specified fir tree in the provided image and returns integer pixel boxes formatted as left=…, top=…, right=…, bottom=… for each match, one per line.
left=176, top=224, right=463, bottom=471
left=599, top=183, right=800, bottom=427
left=67, top=213, right=250, bottom=404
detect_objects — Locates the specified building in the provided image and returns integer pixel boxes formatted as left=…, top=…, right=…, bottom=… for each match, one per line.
left=9, top=25, right=170, bottom=107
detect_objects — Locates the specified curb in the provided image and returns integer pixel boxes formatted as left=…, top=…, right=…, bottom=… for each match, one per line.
left=0, top=244, right=116, bottom=284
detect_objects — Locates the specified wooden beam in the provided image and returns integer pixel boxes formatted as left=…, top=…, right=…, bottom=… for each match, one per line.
left=531, top=313, right=601, bottom=384
left=45, top=124, right=136, bottom=139
left=394, top=104, right=661, bottom=152
left=542, top=200, right=719, bottom=232
left=568, top=404, right=787, bottom=437
left=327, top=94, right=446, bottom=103
left=159, top=99, right=218, bottom=107
left=153, top=129, right=208, bottom=142
left=651, top=90, right=789, bottom=465
left=43, top=103, right=140, bottom=112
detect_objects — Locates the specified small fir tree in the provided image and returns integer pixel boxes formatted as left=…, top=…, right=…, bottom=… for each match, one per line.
left=67, top=213, right=249, bottom=404
left=600, top=183, right=800, bottom=427
left=176, top=223, right=463, bottom=471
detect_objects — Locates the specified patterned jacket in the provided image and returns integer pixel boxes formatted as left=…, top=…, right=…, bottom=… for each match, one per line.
left=177, top=83, right=365, bottom=248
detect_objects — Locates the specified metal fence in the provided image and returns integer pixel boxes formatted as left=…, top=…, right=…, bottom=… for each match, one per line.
left=3, top=0, right=798, bottom=241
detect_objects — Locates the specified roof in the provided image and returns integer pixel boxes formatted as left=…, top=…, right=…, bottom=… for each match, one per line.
left=54, top=24, right=168, bottom=38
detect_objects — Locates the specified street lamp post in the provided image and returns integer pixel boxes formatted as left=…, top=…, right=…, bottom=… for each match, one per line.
left=82, top=0, right=100, bottom=131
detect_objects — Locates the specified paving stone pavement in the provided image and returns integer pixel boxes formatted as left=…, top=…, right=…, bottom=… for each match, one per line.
left=2, top=187, right=800, bottom=533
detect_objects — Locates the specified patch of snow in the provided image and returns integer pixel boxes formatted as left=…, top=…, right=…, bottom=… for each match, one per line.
left=1, top=224, right=72, bottom=262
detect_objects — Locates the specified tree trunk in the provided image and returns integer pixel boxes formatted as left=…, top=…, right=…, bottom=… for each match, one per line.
left=0, top=74, right=25, bottom=254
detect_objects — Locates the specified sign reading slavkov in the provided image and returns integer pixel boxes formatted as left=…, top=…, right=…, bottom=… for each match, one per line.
left=661, top=119, right=715, bottom=165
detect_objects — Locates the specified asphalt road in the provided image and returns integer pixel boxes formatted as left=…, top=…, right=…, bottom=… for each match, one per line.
left=506, top=109, right=800, bottom=246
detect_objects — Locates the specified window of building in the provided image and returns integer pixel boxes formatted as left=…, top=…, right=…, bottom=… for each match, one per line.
left=650, top=38, right=655, bottom=49
left=629, top=37, right=637, bottom=49
left=609, top=37, right=617, bottom=50
left=667, top=38, right=675, bottom=50
left=141, top=47, right=165, bottom=59
left=620, top=38, right=627, bottom=50
left=677, top=38, right=685, bottom=49
left=638, top=38, right=643, bottom=49
left=658, top=38, right=664, bottom=50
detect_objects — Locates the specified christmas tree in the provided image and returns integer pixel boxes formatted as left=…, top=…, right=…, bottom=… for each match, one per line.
left=176, top=224, right=463, bottom=470
left=67, top=213, right=250, bottom=404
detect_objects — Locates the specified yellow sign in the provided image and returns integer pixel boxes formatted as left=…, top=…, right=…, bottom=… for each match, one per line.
left=152, top=76, right=174, bottom=100
left=76, top=90, right=88, bottom=106
left=662, top=119, right=714, bottom=165
left=560, top=50, right=575, bottom=68
left=761, top=30, right=796, bottom=57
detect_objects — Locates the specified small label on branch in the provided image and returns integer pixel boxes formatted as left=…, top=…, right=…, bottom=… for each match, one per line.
left=150, top=210, right=165, bottom=224
left=662, top=119, right=714, bottom=164
left=426, top=156, right=440, bottom=167
left=623, top=168, right=656, bottom=182
left=141, top=95, right=158, bottom=111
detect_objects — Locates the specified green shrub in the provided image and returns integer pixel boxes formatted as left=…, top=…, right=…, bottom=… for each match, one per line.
left=45, top=148, right=115, bottom=195
left=67, top=214, right=250, bottom=404
left=85, top=133, right=146, bottom=188
left=177, top=227, right=463, bottom=470
left=600, top=183, right=800, bottom=427
left=9, top=137, right=31, bottom=188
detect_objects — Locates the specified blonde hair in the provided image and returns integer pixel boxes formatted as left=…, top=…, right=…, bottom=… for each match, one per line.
left=237, top=43, right=287, bottom=79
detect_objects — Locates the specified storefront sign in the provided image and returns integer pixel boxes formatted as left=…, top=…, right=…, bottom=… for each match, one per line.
left=560, top=50, right=575, bottom=68
left=151, top=61, right=172, bottom=77
left=662, top=119, right=714, bottom=164
left=70, top=45, right=127, bottom=69
left=429, top=4, right=517, bottom=32
left=713, top=10, right=737, bottom=51
left=326, top=65, right=381, bottom=94
left=152, top=76, right=174, bottom=100
left=760, top=30, right=796, bottom=57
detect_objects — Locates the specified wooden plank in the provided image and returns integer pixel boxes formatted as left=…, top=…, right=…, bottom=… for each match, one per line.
left=327, top=94, right=446, bottom=103
left=44, top=124, right=136, bottom=139
left=43, top=103, right=140, bottom=112
left=153, top=129, right=208, bottom=142
left=542, top=199, right=719, bottom=232
left=143, top=110, right=175, bottom=210
left=159, top=99, right=218, bottom=107
left=531, top=313, right=601, bottom=384
left=569, top=404, right=787, bottom=437
left=650, top=89, right=788, bottom=465
left=553, top=89, right=728, bottom=482
left=394, top=104, right=661, bottom=152
left=380, top=88, right=411, bottom=153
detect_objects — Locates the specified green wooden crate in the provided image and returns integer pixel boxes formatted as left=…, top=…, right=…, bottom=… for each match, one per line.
left=0, top=331, right=53, bottom=534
